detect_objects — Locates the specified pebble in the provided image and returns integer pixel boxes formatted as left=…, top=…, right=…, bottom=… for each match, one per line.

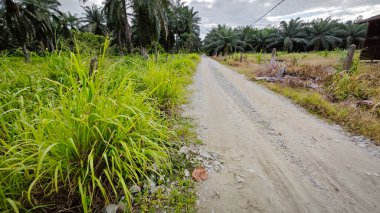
left=105, top=204, right=118, bottom=213
left=234, top=174, right=245, bottom=183
left=182, top=145, right=224, bottom=173
left=184, top=169, right=190, bottom=177
left=129, top=185, right=141, bottom=194
left=199, top=150, right=213, bottom=159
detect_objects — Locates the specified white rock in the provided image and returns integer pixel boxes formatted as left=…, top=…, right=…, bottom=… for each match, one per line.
left=179, top=146, right=189, bottom=154
left=199, top=150, right=213, bottom=159
left=129, top=185, right=141, bottom=194
left=105, top=204, right=118, bottom=213
left=184, top=169, right=190, bottom=177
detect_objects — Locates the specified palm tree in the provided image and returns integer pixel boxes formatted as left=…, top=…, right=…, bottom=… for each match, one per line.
left=336, top=20, right=367, bottom=49
left=3, top=0, right=32, bottom=61
left=81, top=4, right=106, bottom=35
left=252, top=29, right=275, bottom=53
left=236, top=26, right=257, bottom=52
left=23, top=0, right=63, bottom=52
left=306, top=17, right=341, bottom=51
left=0, top=4, right=10, bottom=50
left=97, top=0, right=132, bottom=54
left=203, top=25, right=247, bottom=56
left=166, top=0, right=201, bottom=52
left=57, top=12, right=79, bottom=39
left=271, top=17, right=308, bottom=52
left=132, top=0, right=170, bottom=57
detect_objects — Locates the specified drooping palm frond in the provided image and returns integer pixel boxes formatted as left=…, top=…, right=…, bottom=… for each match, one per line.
left=335, top=20, right=367, bottom=49
left=203, top=24, right=248, bottom=55
left=306, top=17, right=341, bottom=51
left=270, top=17, right=308, bottom=52
left=81, top=4, right=106, bottom=35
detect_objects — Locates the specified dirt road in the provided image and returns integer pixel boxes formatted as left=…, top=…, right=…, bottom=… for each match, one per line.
left=184, top=56, right=380, bottom=213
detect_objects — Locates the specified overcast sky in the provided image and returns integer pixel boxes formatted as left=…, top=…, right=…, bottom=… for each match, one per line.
left=60, top=0, right=380, bottom=38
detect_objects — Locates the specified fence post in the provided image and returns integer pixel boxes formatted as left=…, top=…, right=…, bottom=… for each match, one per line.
left=343, top=44, right=356, bottom=71
left=270, top=48, right=276, bottom=67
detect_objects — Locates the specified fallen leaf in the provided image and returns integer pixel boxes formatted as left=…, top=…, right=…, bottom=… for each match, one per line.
left=192, top=167, right=208, bottom=182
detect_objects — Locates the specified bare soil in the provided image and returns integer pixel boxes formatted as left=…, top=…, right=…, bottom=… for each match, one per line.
left=183, top=56, right=380, bottom=213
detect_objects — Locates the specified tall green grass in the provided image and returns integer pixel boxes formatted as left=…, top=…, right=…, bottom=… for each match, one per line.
left=0, top=42, right=200, bottom=212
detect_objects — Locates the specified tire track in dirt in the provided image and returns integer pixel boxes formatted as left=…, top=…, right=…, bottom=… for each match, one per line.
left=183, top=56, right=380, bottom=213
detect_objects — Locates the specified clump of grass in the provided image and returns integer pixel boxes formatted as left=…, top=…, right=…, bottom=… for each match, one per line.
left=256, top=51, right=263, bottom=64
left=290, top=56, right=299, bottom=66
left=0, top=41, right=200, bottom=212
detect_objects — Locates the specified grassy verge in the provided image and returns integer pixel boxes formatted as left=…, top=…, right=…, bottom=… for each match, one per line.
left=0, top=41, right=201, bottom=212
left=215, top=52, right=380, bottom=145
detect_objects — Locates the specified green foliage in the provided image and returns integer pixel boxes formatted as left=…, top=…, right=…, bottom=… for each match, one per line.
left=0, top=44, right=199, bottom=212
left=203, top=17, right=368, bottom=54
left=0, top=0, right=201, bottom=57
left=256, top=50, right=263, bottom=64
left=203, top=24, right=248, bottom=56
left=307, top=17, right=341, bottom=51
left=72, top=31, right=106, bottom=55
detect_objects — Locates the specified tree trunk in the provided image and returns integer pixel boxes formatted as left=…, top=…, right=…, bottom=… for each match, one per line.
left=22, top=44, right=30, bottom=63
left=141, top=46, right=149, bottom=59
left=155, top=42, right=158, bottom=63
left=122, top=0, right=132, bottom=54
left=117, top=31, right=124, bottom=55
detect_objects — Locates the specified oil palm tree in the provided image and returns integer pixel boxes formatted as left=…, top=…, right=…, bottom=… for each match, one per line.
left=253, top=29, right=275, bottom=53
left=203, top=24, right=247, bottom=56
left=306, top=17, right=341, bottom=51
left=271, top=17, right=308, bottom=52
left=95, top=0, right=132, bottom=54
left=236, top=26, right=257, bottom=52
left=3, top=0, right=32, bottom=61
left=132, top=0, right=170, bottom=57
left=23, top=0, right=63, bottom=52
left=0, top=5, right=9, bottom=50
left=166, top=0, right=201, bottom=52
left=81, top=4, right=106, bottom=35
left=336, top=20, right=367, bottom=49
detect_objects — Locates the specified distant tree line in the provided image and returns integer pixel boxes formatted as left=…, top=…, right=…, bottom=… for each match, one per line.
left=0, top=0, right=201, bottom=61
left=203, top=17, right=368, bottom=56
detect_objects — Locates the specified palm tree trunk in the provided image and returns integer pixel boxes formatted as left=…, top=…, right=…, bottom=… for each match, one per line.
left=117, top=31, right=124, bottom=55
left=155, top=42, right=158, bottom=63
left=22, top=44, right=30, bottom=62
left=122, top=0, right=132, bottom=54
left=141, top=45, right=149, bottom=59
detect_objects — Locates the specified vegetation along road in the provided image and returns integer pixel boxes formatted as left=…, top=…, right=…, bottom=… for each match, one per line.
left=185, top=56, right=380, bottom=212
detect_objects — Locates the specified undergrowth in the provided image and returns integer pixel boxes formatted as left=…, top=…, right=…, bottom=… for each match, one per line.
left=0, top=39, right=200, bottom=212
